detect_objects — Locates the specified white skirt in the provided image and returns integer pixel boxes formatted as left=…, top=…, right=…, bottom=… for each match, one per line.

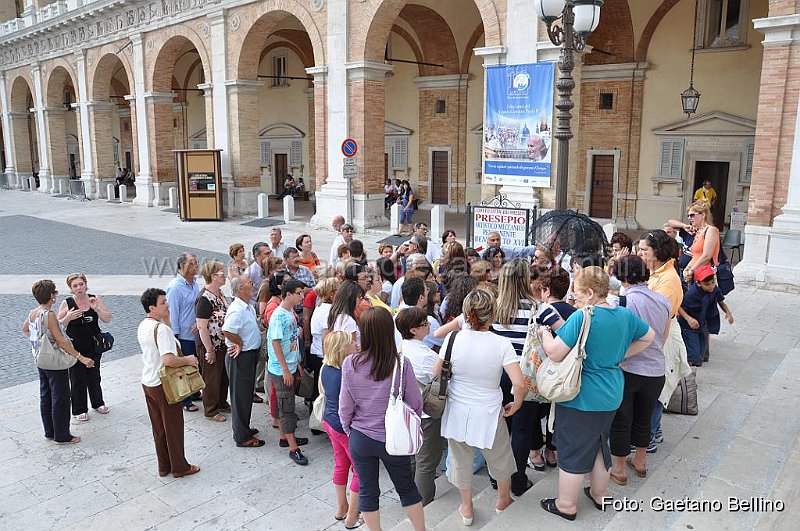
left=440, top=399, right=503, bottom=449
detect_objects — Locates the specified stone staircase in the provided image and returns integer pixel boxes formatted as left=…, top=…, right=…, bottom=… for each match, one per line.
left=388, top=342, right=800, bottom=531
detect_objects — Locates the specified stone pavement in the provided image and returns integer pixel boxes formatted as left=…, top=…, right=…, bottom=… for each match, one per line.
left=1, top=189, right=798, bottom=530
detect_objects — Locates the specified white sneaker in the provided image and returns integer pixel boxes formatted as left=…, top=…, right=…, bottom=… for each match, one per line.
left=74, top=413, right=89, bottom=422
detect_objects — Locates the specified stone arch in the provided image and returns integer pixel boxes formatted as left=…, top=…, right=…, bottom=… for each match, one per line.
left=232, top=0, right=325, bottom=80
left=150, top=30, right=211, bottom=93
left=8, top=75, right=37, bottom=177
left=397, top=4, right=460, bottom=75
left=91, top=52, right=133, bottom=101
left=260, top=41, right=314, bottom=71
left=9, top=73, right=35, bottom=112
left=357, top=0, right=502, bottom=63
left=584, top=0, right=635, bottom=65
left=259, top=122, right=306, bottom=137
left=636, top=0, right=681, bottom=62
left=45, top=65, right=77, bottom=108
left=461, top=23, right=485, bottom=73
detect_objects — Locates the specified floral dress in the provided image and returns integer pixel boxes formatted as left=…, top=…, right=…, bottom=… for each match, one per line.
left=196, top=289, right=229, bottom=354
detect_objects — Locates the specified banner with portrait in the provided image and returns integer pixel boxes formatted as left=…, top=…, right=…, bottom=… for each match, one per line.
left=483, top=63, right=555, bottom=187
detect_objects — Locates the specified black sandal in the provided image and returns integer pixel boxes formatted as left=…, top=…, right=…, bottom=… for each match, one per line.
left=540, top=498, right=576, bottom=521
left=584, top=487, right=604, bottom=511
left=236, top=437, right=265, bottom=448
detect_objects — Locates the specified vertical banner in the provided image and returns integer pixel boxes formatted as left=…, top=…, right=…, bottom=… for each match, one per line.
left=483, top=63, right=555, bottom=187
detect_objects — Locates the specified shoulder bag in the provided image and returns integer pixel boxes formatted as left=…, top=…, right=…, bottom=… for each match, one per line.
left=154, top=322, right=206, bottom=404
left=385, top=354, right=423, bottom=456
left=536, top=306, right=593, bottom=403
left=309, top=365, right=325, bottom=432
left=418, top=331, right=458, bottom=419
left=516, top=314, right=549, bottom=402
left=34, top=310, right=77, bottom=371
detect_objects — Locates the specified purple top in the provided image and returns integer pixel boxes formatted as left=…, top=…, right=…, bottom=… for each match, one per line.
left=620, top=284, right=670, bottom=377
left=339, top=353, right=423, bottom=442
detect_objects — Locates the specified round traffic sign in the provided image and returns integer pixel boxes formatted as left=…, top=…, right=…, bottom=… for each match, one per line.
left=341, top=138, right=358, bottom=158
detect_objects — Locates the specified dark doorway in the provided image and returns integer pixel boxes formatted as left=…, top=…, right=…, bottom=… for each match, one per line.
left=125, top=151, right=132, bottom=171
left=589, top=155, right=614, bottom=218
left=694, top=161, right=729, bottom=230
left=431, top=150, right=449, bottom=204
left=274, top=153, right=288, bottom=196
left=69, top=154, right=77, bottom=179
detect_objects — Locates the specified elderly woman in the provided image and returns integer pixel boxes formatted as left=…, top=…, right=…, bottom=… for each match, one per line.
left=609, top=256, right=670, bottom=486
left=228, top=243, right=248, bottom=281
left=57, top=273, right=112, bottom=421
left=682, top=200, right=720, bottom=283
left=24, top=279, right=93, bottom=444
left=638, top=229, right=688, bottom=449
left=537, top=267, right=654, bottom=521
left=434, top=290, right=525, bottom=524
left=339, top=308, right=426, bottom=531
left=196, top=260, right=231, bottom=422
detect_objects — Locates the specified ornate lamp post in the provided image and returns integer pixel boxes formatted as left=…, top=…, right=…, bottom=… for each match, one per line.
left=535, top=0, right=604, bottom=210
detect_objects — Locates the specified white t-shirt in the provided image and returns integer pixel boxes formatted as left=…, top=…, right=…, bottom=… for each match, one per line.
left=333, top=313, right=360, bottom=350
left=329, top=234, right=346, bottom=265
left=310, top=302, right=332, bottom=357
left=381, top=280, right=392, bottom=296
left=137, top=318, right=179, bottom=388
left=401, top=339, right=438, bottom=385
left=439, top=329, right=518, bottom=448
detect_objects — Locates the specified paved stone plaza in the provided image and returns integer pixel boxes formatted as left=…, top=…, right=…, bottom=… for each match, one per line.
left=1, top=190, right=799, bottom=530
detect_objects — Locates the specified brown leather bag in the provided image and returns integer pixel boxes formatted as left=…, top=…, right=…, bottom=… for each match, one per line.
left=154, top=323, right=205, bottom=404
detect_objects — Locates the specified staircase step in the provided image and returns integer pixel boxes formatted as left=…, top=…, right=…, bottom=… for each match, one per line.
left=388, top=473, right=490, bottom=530
left=433, top=477, right=501, bottom=529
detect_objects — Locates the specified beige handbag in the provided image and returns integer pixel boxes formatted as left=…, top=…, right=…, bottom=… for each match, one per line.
left=34, top=311, right=77, bottom=371
left=536, top=306, right=593, bottom=403
left=154, top=323, right=205, bottom=404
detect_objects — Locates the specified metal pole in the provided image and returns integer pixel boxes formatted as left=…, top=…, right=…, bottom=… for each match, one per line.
left=554, top=2, right=576, bottom=210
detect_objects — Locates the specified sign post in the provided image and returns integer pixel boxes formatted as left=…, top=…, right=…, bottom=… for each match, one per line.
left=466, top=197, right=536, bottom=252
left=341, top=138, right=358, bottom=224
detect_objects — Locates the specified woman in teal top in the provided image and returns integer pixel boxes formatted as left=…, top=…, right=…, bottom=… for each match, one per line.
left=536, top=267, right=653, bottom=521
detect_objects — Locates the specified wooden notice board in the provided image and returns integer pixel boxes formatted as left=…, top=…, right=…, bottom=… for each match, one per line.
left=174, top=149, right=223, bottom=221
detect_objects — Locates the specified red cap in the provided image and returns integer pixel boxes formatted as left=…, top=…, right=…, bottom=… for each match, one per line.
left=694, top=264, right=715, bottom=282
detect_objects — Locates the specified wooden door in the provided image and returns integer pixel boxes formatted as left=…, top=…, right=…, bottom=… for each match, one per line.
left=274, top=153, right=288, bottom=196
left=589, top=155, right=614, bottom=218
left=694, top=161, right=729, bottom=230
left=431, top=150, right=449, bottom=204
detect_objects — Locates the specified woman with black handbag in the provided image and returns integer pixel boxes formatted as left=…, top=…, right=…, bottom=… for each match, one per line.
left=58, top=273, right=112, bottom=422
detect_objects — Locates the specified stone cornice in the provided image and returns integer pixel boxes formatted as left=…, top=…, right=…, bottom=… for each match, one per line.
left=754, top=15, right=800, bottom=45
left=345, top=61, right=393, bottom=81
left=581, top=62, right=648, bottom=82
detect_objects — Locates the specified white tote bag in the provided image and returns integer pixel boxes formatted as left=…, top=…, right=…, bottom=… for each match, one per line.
left=309, top=366, right=325, bottom=432
left=384, top=355, right=423, bottom=456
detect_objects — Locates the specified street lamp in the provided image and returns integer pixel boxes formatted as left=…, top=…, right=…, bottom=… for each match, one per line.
left=535, top=0, right=604, bottom=210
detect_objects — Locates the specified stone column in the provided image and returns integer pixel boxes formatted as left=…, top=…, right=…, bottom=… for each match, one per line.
left=43, top=107, right=69, bottom=191
left=31, top=63, right=51, bottom=192
left=87, top=101, right=117, bottom=198
left=226, top=79, right=263, bottom=215
left=208, top=10, right=234, bottom=215
left=345, top=61, right=393, bottom=230
left=129, top=33, right=156, bottom=207
left=74, top=50, right=96, bottom=197
left=414, top=74, right=470, bottom=208
left=198, top=82, right=214, bottom=147
left=0, top=72, right=18, bottom=185
left=124, top=96, right=141, bottom=180
left=310, top=0, right=347, bottom=228
left=304, top=85, right=316, bottom=192
left=145, top=92, right=176, bottom=206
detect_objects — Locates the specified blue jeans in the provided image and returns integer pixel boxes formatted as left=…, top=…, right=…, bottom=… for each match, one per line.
left=681, top=327, right=707, bottom=365
left=651, top=404, right=663, bottom=439
left=349, top=429, right=422, bottom=512
left=178, top=338, right=201, bottom=406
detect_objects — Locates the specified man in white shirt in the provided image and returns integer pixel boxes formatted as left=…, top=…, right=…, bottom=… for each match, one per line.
left=246, top=242, right=272, bottom=306
left=414, top=222, right=442, bottom=264
left=329, top=222, right=354, bottom=265
left=268, top=228, right=287, bottom=258
left=137, top=288, right=200, bottom=478
left=390, top=253, right=428, bottom=310
left=222, top=276, right=264, bottom=448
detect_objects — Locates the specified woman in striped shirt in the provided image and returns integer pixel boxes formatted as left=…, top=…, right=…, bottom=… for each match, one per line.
left=489, top=260, right=540, bottom=497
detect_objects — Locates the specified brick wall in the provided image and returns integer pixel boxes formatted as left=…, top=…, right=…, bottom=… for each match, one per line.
left=313, top=82, right=327, bottom=190
left=348, top=78, right=385, bottom=195
left=45, top=110, right=68, bottom=175
left=148, top=100, right=175, bottom=182
left=90, top=105, right=116, bottom=180
left=11, top=114, right=32, bottom=172
left=228, top=87, right=261, bottom=187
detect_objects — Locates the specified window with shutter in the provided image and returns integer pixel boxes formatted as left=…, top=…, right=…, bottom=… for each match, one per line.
left=657, top=138, right=684, bottom=180
left=392, top=137, right=408, bottom=169
left=290, top=140, right=302, bottom=166
left=742, top=141, right=754, bottom=183
left=261, top=141, right=271, bottom=166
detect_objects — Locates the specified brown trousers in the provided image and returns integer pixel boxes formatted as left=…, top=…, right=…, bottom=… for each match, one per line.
left=198, top=343, right=230, bottom=417
left=143, top=384, right=190, bottom=476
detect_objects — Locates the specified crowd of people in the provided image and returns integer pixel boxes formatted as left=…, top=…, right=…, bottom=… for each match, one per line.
left=23, top=199, right=734, bottom=528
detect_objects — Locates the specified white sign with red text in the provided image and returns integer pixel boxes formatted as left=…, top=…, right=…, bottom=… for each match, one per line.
left=472, top=207, right=529, bottom=251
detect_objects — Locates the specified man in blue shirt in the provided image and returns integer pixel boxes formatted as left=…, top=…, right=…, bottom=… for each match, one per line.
left=222, top=275, right=264, bottom=448
left=165, top=252, right=201, bottom=411
left=484, top=231, right=537, bottom=260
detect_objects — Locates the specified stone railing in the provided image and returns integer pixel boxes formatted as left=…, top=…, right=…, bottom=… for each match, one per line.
left=0, top=18, right=25, bottom=37
left=0, top=0, right=90, bottom=37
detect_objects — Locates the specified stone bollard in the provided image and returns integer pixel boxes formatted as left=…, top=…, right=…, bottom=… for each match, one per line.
left=431, top=205, right=445, bottom=240
left=283, top=195, right=295, bottom=223
left=258, top=193, right=269, bottom=218
left=28, top=176, right=37, bottom=191
left=58, top=179, right=67, bottom=195
left=168, top=186, right=178, bottom=208
left=106, top=183, right=115, bottom=202
left=119, top=185, right=128, bottom=202
left=390, top=203, right=400, bottom=234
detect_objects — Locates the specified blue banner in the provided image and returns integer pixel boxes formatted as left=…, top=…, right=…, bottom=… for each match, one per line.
left=483, top=63, right=555, bottom=187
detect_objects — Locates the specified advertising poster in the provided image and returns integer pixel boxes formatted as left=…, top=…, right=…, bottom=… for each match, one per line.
left=483, top=63, right=555, bottom=187
left=471, top=207, right=529, bottom=251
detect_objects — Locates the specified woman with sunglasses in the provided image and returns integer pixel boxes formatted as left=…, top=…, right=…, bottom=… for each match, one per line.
left=682, top=201, right=720, bottom=283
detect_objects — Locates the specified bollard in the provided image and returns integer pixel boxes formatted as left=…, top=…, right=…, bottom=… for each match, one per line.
left=107, top=183, right=115, bottom=202
left=283, top=195, right=295, bottom=223
left=120, top=185, right=128, bottom=202
left=431, top=205, right=445, bottom=240
left=258, top=193, right=269, bottom=218
left=28, top=176, right=37, bottom=191
left=390, top=203, right=400, bottom=234
left=59, top=179, right=67, bottom=195
left=168, top=186, right=178, bottom=208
